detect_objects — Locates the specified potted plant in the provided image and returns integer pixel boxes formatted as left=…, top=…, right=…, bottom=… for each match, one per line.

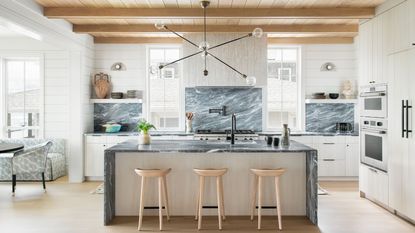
left=137, top=120, right=156, bottom=145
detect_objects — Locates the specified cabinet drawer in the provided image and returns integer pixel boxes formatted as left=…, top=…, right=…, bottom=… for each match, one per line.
left=361, top=164, right=389, bottom=205
left=315, top=136, right=345, bottom=144
left=86, top=135, right=107, bottom=144
left=318, top=159, right=346, bottom=177
left=317, top=143, right=345, bottom=160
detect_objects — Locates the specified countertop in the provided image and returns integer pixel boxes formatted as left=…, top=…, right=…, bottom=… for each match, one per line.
left=85, top=131, right=358, bottom=136
left=105, top=139, right=316, bottom=153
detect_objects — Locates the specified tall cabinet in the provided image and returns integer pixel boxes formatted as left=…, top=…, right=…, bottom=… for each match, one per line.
left=359, top=0, right=415, bottom=221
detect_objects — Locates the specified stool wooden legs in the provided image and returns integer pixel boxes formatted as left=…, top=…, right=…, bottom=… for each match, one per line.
left=138, top=176, right=146, bottom=231
left=197, top=176, right=205, bottom=230
left=251, top=174, right=283, bottom=230
left=137, top=175, right=170, bottom=231
left=195, top=175, right=225, bottom=230
left=275, top=177, right=282, bottom=230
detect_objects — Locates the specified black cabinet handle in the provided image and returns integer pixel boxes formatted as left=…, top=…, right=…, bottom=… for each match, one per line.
left=323, top=159, right=335, bottom=161
left=407, top=100, right=412, bottom=138
left=402, top=100, right=406, bottom=138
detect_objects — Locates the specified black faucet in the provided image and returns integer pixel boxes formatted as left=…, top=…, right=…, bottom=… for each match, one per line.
left=231, top=113, right=236, bottom=145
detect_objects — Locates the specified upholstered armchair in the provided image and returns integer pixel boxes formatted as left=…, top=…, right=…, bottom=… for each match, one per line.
left=11, top=141, right=53, bottom=195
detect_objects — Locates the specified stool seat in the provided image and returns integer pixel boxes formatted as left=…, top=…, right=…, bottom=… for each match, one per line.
left=193, top=168, right=227, bottom=176
left=250, top=168, right=285, bottom=177
left=134, top=168, right=171, bottom=177
left=194, top=168, right=228, bottom=230
left=135, top=168, right=171, bottom=231
left=250, top=168, right=286, bottom=230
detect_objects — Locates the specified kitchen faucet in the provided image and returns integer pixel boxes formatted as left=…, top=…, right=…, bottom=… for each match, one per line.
left=231, top=113, right=236, bottom=145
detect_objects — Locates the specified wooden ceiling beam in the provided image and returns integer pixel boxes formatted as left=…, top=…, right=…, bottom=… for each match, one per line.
left=75, top=24, right=358, bottom=34
left=94, top=36, right=354, bottom=44
left=94, top=37, right=183, bottom=44
left=45, top=7, right=375, bottom=19
left=268, top=37, right=354, bottom=44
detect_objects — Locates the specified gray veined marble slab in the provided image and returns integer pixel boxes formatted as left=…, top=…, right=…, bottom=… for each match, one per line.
left=94, top=103, right=142, bottom=132
left=185, top=87, right=262, bottom=132
left=104, top=140, right=318, bottom=226
left=305, top=103, right=354, bottom=133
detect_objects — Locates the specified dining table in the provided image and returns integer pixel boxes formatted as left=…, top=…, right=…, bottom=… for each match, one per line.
left=0, top=143, right=24, bottom=153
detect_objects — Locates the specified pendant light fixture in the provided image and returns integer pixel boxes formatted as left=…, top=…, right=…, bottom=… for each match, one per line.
left=155, top=0, right=263, bottom=86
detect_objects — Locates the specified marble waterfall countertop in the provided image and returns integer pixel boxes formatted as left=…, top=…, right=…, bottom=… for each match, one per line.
left=104, top=139, right=318, bottom=226
left=105, top=139, right=316, bottom=153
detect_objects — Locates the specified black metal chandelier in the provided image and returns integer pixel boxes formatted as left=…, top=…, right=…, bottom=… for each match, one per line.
left=155, top=0, right=263, bottom=86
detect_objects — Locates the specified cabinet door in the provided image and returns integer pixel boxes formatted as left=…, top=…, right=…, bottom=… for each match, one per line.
left=318, top=159, right=346, bottom=177
left=390, top=1, right=410, bottom=53
left=345, top=143, right=359, bottom=176
left=359, top=20, right=373, bottom=85
left=85, top=143, right=106, bottom=177
left=410, top=0, right=415, bottom=48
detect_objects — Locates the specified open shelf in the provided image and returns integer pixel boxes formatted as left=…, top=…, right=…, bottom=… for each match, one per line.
left=305, top=99, right=358, bottom=104
left=89, top=99, right=143, bottom=104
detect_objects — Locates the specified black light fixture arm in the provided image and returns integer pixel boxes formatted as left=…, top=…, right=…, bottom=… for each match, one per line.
left=159, top=50, right=204, bottom=69
left=164, top=25, right=199, bottom=48
left=209, top=33, right=252, bottom=50
left=207, top=52, right=247, bottom=78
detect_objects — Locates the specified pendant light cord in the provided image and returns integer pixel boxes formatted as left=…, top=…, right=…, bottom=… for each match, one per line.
left=204, top=4, right=207, bottom=74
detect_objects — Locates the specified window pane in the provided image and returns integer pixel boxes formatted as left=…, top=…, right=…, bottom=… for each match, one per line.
left=6, top=61, right=25, bottom=128
left=267, top=48, right=299, bottom=129
left=148, top=47, right=181, bottom=130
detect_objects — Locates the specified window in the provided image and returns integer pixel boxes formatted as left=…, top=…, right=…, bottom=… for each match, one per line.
left=1, top=58, right=42, bottom=138
left=267, top=47, right=300, bottom=130
left=147, top=47, right=182, bottom=130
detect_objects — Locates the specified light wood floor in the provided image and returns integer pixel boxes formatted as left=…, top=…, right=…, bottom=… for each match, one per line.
left=0, top=178, right=414, bottom=233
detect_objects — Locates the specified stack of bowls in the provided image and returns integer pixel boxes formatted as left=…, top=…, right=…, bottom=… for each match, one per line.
left=312, top=92, right=326, bottom=99
left=111, top=92, right=123, bottom=99
left=126, top=90, right=142, bottom=99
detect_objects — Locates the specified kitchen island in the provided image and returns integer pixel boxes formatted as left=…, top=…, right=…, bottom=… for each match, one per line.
left=104, top=140, right=318, bottom=226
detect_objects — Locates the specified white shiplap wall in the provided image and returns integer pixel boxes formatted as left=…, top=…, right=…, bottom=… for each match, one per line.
left=302, top=44, right=358, bottom=97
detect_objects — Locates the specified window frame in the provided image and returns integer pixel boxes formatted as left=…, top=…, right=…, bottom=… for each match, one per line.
left=0, top=53, right=45, bottom=139
left=266, top=45, right=303, bottom=131
left=146, top=45, right=184, bottom=131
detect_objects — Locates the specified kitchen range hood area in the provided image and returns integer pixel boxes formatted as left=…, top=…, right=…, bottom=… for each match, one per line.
left=1, top=1, right=415, bottom=233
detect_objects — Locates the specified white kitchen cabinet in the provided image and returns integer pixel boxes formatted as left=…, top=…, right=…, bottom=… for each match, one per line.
left=389, top=1, right=411, bottom=54
left=360, top=164, right=389, bottom=206
left=358, top=20, right=373, bottom=85
left=319, top=159, right=346, bottom=177
left=345, top=140, right=359, bottom=177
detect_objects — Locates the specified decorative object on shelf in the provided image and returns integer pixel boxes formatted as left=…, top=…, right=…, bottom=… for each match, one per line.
left=342, top=80, right=355, bottom=99
left=155, top=0, right=262, bottom=86
left=137, top=120, right=156, bottom=145
left=328, top=93, right=339, bottom=99
left=185, top=112, right=194, bottom=133
left=311, top=92, right=326, bottom=99
left=111, top=62, right=126, bottom=71
left=126, top=90, right=143, bottom=99
left=110, top=92, right=123, bottom=99
left=320, top=62, right=336, bottom=71
left=93, top=72, right=111, bottom=99
left=280, top=124, right=291, bottom=146
left=102, top=122, right=122, bottom=133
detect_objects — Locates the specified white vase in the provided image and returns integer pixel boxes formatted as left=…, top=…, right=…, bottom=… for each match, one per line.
left=186, top=119, right=193, bottom=133
left=138, top=133, right=151, bottom=145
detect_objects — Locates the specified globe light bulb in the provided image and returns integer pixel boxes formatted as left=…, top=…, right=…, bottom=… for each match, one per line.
left=252, top=28, right=263, bottom=38
left=246, top=76, right=256, bottom=86
left=155, top=22, right=165, bottom=30
left=198, top=41, right=210, bottom=51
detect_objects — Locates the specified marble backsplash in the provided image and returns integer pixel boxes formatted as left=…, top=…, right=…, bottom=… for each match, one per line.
left=185, top=87, right=262, bottom=131
left=306, top=103, right=355, bottom=133
left=94, top=103, right=142, bottom=132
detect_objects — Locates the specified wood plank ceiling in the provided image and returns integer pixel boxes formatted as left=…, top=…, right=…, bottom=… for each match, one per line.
left=36, top=0, right=385, bottom=44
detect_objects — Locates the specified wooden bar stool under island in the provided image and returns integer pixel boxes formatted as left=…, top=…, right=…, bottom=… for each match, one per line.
left=193, top=168, right=227, bottom=230
left=134, top=168, right=171, bottom=231
left=250, top=168, right=286, bottom=230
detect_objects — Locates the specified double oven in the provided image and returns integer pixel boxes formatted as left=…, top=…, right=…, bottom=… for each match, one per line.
left=360, top=84, right=388, bottom=172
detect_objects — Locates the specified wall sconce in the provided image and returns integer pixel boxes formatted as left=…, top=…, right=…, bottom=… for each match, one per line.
left=111, top=62, right=126, bottom=71
left=321, top=62, right=336, bottom=71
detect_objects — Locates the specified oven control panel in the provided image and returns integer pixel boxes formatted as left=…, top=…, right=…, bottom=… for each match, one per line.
left=361, top=117, right=387, bottom=130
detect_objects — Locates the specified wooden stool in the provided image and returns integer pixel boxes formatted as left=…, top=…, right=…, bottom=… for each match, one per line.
left=250, top=168, right=286, bottom=230
left=193, top=168, right=227, bottom=230
left=134, top=168, right=171, bottom=231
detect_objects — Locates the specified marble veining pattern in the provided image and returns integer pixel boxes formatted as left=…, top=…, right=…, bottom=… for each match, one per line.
left=94, top=103, right=142, bottom=132
left=185, top=87, right=262, bottom=131
left=103, top=140, right=318, bottom=225
left=306, top=103, right=354, bottom=132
